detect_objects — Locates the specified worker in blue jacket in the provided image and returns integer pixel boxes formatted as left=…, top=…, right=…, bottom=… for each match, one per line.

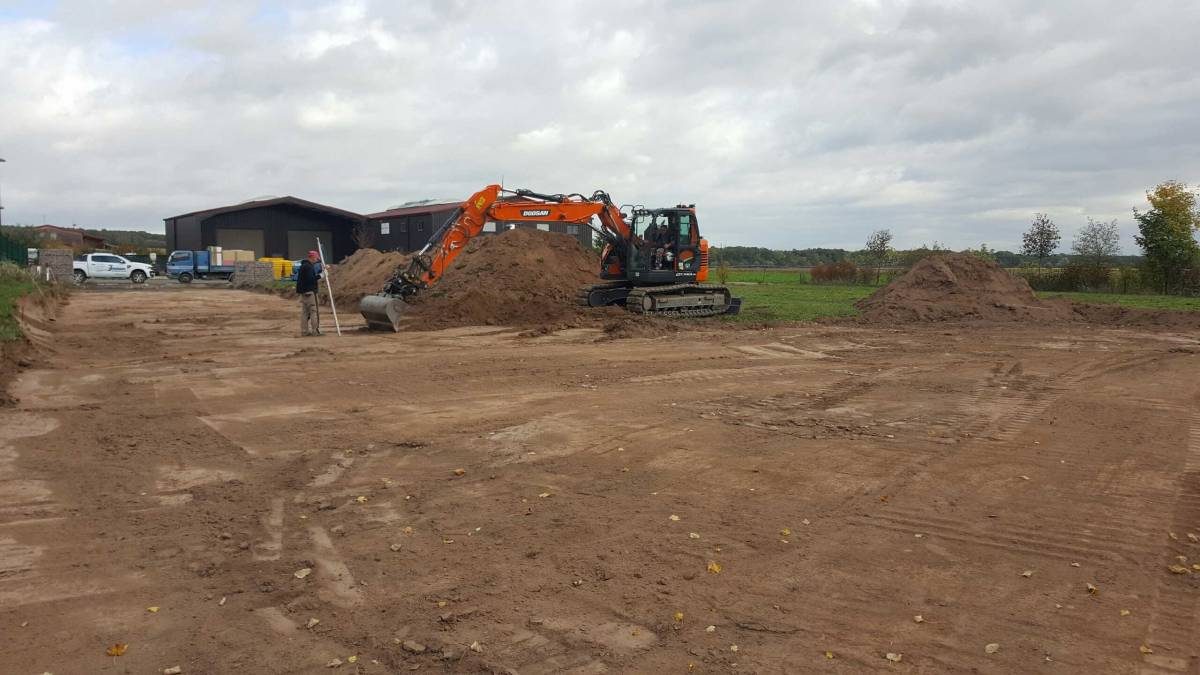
left=296, top=251, right=321, bottom=336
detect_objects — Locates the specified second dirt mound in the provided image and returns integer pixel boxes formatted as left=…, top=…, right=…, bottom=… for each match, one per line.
left=856, top=253, right=1071, bottom=323
left=329, top=248, right=412, bottom=308
left=405, top=228, right=600, bottom=329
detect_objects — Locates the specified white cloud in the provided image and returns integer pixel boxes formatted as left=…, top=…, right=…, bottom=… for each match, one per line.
left=0, top=0, right=1197, bottom=253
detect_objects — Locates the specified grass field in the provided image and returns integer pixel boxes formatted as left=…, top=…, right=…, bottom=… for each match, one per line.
left=722, top=272, right=1200, bottom=323
left=0, top=277, right=35, bottom=341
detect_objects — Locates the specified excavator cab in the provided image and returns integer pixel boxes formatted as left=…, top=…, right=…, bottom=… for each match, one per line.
left=625, top=207, right=702, bottom=284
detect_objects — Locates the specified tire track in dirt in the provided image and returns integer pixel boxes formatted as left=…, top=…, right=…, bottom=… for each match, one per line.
left=1139, top=410, right=1200, bottom=673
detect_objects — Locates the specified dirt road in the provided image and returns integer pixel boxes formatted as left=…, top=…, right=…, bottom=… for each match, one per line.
left=2, top=288, right=1199, bottom=673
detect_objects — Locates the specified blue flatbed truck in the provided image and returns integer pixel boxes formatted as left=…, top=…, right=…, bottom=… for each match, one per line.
left=165, top=250, right=237, bottom=283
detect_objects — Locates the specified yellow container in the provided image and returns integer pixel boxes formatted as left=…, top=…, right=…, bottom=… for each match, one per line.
left=257, top=257, right=292, bottom=280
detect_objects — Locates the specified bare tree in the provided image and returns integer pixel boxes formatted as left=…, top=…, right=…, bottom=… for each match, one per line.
left=352, top=221, right=377, bottom=250
left=1072, top=217, right=1120, bottom=269
left=865, top=229, right=893, bottom=284
left=1021, top=213, right=1060, bottom=268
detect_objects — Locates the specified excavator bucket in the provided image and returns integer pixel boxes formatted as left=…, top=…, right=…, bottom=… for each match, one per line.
left=359, top=294, right=408, bottom=332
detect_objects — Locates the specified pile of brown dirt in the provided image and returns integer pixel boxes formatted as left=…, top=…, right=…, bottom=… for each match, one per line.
left=327, top=248, right=412, bottom=308
left=856, top=253, right=1072, bottom=323
left=405, top=228, right=600, bottom=329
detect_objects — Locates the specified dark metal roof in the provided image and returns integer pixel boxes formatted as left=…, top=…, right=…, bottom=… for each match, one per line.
left=366, top=201, right=460, bottom=219
left=165, top=196, right=364, bottom=222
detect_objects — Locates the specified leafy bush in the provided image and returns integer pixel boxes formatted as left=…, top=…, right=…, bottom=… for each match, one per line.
left=811, top=260, right=860, bottom=283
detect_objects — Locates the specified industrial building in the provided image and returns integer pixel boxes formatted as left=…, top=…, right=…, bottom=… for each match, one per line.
left=164, top=197, right=365, bottom=261
left=365, top=201, right=594, bottom=253
left=165, top=194, right=595, bottom=262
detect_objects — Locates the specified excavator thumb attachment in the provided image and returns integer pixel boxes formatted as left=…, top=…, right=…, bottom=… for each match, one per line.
left=359, top=294, right=408, bottom=332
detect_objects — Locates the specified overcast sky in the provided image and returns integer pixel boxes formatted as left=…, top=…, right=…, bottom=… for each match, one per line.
left=1, top=0, right=1198, bottom=251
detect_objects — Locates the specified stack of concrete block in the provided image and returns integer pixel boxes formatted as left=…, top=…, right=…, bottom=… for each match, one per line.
left=39, top=248, right=74, bottom=281
left=232, top=261, right=276, bottom=287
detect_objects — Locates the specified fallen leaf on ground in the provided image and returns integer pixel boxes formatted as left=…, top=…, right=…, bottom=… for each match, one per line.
left=1120, top=609, right=1131, bottom=616
left=885, top=652, right=902, bottom=662
left=689, top=532, right=700, bottom=539
left=347, top=656, right=357, bottom=664
left=453, top=468, right=465, bottom=476
left=326, top=658, right=342, bottom=667
left=730, top=645, right=739, bottom=653
left=1168, top=532, right=1178, bottom=540
left=218, top=596, right=226, bottom=606
left=706, top=561, right=722, bottom=574
left=306, top=617, right=320, bottom=628
left=1193, top=564, right=1200, bottom=571
left=985, top=643, right=1000, bottom=654
left=1188, top=533, right=1199, bottom=543
left=1167, top=564, right=1190, bottom=574
left=802, top=518, right=811, bottom=525
left=437, top=600, right=447, bottom=607
left=825, top=651, right=834, bottom=659
left=913, top=615, right=924, bottom=623
left=294, top=568, right=313, bottom=579
left=537, top=493, right=551, bottom=498
left=389, top=543, right=401, bottom=552
left=1020, top=475, right=1030, bottom=480
left=402, top=526, right=414, bottom=535
left=669, top=514, right=680, bottom=521
left=1021, top=570, right=1033, bottom=577
left=164, top=667, right=182, bottom=675
left=105, top=644, right=128, bottom=657
left=673, top=611, right=684, bottom=622
left=146, top=606, right=160, bottom=613
left=1070, top=562, right=1081, bottom=567
left=469, top=641, right=483, bottom=653
left=705, top=625, right=715, bottom=633
left=780, top=528, right=791, bottom=537
left=1140, top=645, right=1153, bottom=654
left=1087, top=583, right=1098, bottom=594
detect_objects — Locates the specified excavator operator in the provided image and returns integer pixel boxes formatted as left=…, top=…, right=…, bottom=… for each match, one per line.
left=650, top=221, right=675, bottom=270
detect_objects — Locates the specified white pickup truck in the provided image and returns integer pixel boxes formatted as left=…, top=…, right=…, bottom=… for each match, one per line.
left=72, top=253, right=155, bottom=284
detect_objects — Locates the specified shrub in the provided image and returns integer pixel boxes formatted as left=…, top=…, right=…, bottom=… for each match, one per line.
left=811, top=260, right=859, bottom=283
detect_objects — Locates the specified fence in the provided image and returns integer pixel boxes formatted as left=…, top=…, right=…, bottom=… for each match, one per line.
left=0, top=231, right=27, bottom=265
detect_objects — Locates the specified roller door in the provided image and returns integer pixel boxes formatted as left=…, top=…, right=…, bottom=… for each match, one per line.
left=216, top=229, right=265, bottom=258
left=287, top=231, right=332, bottom=260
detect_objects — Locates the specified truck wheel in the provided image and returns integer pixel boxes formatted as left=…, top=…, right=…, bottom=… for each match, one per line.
left=72, top=270, right=87, bottom=285
left=130, top=270, right=147, bottom=284
left=178, top=272, right=193, bottom=284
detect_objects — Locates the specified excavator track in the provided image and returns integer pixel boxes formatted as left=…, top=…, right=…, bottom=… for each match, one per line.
left=626, top=283, right=734, bottom=317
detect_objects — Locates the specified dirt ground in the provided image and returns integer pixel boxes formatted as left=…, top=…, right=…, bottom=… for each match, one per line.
left=2, top=287, right=1200, bottom=674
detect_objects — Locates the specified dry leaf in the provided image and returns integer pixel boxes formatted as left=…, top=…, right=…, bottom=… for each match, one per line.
left=326, top=658, right=342, bottom=667
left=1168, top=532, right=1178, bottom=541
left=453, top=468, right=465, bottom=476
left=347, top=656, right=357, bottom=664
left=1188, top=533, right=1199, bottom=543
left=669, top=514, right=680, bottom=522
left=218, top=596, right=226, bottom=606
left=402, top=526, right=414, bottom=535
left=729, top=645, right=739, bottom=653
left=1140, top=645, right=1153, bottom=654
left=825, top=650, right=834, bottom=659
left=537, top=493, right=551, bottom=498
left=437, top=600, right=447, bottom=607
left=164, top=667, right=183, bottom=675
left=913, top=615, right=924, bottom=623
left=442, top=538, right=454, bottom=544
left=673, top=611, right=684, bottom=622
left=1020, top=475, right=1030, bottom=480
left=1193, top=564, right=1200, bottom=571
left=1167, top=564, right=1190, bottom=574
left=105, top=643, right=128, bottom=657
left=146, top=606, right=160, bottom=613
left=885, top=652, right=902, bottom=662
left=1021, top=570, right=1033, bottom=578
left=389, top=543, right=402, bottom=552
left=306, top=617, right=320, bottom=628
left=780, top=528, right=791, bottom=537
left=689, top=532, right=701, bottom=540
left=706, top=561, right=722, bottom=574
left=294, top=567, right=313, bottom=579
left=355, top=495, right=367, bottom=503
left=1119, top=609, right=1130, bottom=616
left=688, top=663, right=696, bottom=672
left=705, top=625, right=716, bottom=633
left=1070, top=562, right=1080, bottom=567
left=802, top=518, right=811, bottom=525
left=985, top=643, right=1000, bottom=654
left=1087, top=583, right=1098, bottom=595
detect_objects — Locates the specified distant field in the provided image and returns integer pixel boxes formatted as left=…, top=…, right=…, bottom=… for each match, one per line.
left=1036, top=291, right=1200, bottom=312
left=721, top=272, right=1200, bottom=323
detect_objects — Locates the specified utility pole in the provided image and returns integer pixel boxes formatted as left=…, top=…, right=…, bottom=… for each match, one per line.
left=0, top=157, right=6, bottom=229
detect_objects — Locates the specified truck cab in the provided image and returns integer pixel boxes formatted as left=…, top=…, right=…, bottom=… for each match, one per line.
left=166, top=249, right=235, bottom=283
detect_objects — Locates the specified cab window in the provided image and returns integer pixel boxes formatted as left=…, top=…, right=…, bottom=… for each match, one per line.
left=169, top=251, right=190, bottom=263
left=678, top=214, right=691, bottom=242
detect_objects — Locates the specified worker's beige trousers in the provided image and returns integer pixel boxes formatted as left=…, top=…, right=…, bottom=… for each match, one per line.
left=300, top=292, right=320, bottom=335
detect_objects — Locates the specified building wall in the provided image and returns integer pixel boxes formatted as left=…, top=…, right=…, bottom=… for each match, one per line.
left=368, top=209, right=452, bottom=253
left=167, top=204, right=360, bottom=261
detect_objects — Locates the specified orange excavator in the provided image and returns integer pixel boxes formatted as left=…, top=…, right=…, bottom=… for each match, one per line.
left=359, top=184, right=740, bottom=331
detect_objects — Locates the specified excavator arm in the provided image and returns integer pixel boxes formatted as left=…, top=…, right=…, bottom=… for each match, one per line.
left=360, top=184, right=629, bottom=331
